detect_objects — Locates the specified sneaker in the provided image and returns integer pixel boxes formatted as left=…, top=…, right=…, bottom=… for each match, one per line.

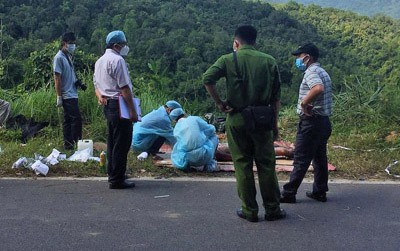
left=306, top=191, right=327, bottom=202
left=265, top=209, right=287, bottom=221
left=236, top=209, right=258, bottom=223
left=280, top=195, right=296, bottom=203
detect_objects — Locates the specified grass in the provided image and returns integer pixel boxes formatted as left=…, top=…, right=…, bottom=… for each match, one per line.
left=1, top=79, right=399, bottom=180
left=1, top=117, right=399, bottom=181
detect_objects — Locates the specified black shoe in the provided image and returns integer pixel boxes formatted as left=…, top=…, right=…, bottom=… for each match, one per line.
left=306, top=191, right=327, bottom=202
left=265, top=209, right=287, bottom=221
left=236, top=209, right=258, bottom=222
left=280, top=195, right=296, bottom=203
left=109, top=181, right=136, bottom=189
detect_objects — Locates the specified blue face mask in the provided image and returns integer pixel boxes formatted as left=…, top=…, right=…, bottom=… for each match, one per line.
left=67, top=44, right=76, bottom=54
left=295, top=57, right=307, bottom=71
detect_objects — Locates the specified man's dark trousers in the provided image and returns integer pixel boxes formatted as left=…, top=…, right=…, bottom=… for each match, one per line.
left=282, top=116, right=332, bottom=196
left=104, top=99, right=133, bottom=184
left=62, top=98, right=82, bottom=149
left=148, top=136, right=166, bottom=155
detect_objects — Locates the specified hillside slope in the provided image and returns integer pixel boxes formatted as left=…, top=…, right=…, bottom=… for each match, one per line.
left=266, top=0, right=400, bottom=18
left=1, top=0, right=399, bottom=110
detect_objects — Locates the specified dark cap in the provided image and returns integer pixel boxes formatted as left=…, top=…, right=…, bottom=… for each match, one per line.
left=292, top=43, right=319, bottom=59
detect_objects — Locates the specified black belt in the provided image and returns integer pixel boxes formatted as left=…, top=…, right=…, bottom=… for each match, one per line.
left=300, top=114, right=327, bottom=120
left=102, top=96, right=119, bottom=100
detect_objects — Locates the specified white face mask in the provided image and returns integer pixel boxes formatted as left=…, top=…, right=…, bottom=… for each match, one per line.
left=67, top=43, right=76, bottom=54
left=119, top=45, right=129, bottom=56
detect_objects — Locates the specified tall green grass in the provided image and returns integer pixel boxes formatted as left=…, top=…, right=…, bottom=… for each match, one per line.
left=1, top=71, right=399, bottom=179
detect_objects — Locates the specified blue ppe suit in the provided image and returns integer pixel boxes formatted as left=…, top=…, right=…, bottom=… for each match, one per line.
left=171, top=116, right=218, bottom=171
left=132, top=106, right=176, bottom=152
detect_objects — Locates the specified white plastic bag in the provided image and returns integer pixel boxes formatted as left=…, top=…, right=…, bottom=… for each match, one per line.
left=67, top=148, right=92, bottom=162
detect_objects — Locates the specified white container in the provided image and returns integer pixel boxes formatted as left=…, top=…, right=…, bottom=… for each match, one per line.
left=77, top=139, right=93, bottom=156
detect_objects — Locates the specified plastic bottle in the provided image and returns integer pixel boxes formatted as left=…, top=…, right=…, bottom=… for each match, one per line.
left=99, top=151, right=106, bottom=173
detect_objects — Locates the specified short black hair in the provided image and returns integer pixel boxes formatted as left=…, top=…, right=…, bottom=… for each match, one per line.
left=61, top=32, right=76, bottom=43
left=234, top=25, right=257, bottom=45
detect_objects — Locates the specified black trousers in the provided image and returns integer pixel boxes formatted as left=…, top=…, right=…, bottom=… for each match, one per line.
left=282, top=116, right=332, bottom=196
left=62, top=98, right=82, bottom=149
left=104, top=99, right=133, bottom=184
left=148, top=136, right=166, bottom=155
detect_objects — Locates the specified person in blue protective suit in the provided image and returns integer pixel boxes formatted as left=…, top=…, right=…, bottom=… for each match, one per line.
left=170, top=108, right=219, bottom=172
left=132, top=100, right=181, bottom=160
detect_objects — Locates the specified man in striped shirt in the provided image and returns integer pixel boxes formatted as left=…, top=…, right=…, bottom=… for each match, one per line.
left=280, top=43, right=333, bottom=203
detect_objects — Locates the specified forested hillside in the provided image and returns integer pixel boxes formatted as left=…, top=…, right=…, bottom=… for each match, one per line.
left=0, top=0, right=399, bottom=124
left=266, top=0, right=400, bottom=19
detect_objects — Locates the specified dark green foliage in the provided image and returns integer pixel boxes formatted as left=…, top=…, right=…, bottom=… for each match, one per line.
left=0, top=0, right=398, bottom=133
left=0, top=58, right=24, bottom=89
left=22, top=41, right=97, bottom=90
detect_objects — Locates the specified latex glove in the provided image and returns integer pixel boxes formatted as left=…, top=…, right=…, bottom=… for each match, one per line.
left=137, top=152, right=148, bottom=161
left=56, top=96, right=63, bottom=107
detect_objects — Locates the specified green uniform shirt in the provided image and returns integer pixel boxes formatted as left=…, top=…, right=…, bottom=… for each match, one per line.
left=203, top=45, right=281, bottom=111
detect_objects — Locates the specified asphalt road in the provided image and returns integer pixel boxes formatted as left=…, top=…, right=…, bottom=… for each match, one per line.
left=0, top=178, right=399, bottom=250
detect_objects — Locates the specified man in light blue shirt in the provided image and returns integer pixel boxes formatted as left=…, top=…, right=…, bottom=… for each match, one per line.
left=53, top=32, right=82, bottom=150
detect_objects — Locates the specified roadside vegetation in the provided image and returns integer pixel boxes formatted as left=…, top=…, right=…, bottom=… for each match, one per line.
left=0, top=76, right=400, bottom=180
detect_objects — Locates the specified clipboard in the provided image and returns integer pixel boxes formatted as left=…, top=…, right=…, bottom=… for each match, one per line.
left=118, top=96, right=142, bottom=121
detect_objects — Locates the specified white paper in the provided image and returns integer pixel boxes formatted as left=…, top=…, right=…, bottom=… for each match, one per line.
left=31, top=160, right=49, bottom=176
left=119, top=96, right=142, bottom=121
left=44, top=148, right=61, bottom=165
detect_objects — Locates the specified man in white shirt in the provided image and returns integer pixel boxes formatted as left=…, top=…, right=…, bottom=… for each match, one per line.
left=93, top=30, right=139, bottom=189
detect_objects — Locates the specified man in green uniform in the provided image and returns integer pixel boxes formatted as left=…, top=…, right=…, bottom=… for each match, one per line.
left=203, top=25, right=286, bottom=222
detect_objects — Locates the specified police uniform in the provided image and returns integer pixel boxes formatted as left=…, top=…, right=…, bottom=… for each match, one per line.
left=203, top=45, right=282, bottom=218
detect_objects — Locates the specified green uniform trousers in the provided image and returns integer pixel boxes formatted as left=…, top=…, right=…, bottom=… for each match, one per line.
left=226, top=115, right=281, bottom=218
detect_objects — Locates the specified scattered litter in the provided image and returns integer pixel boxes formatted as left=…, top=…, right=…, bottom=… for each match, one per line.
left=23, top=158, right=36, bottom=169
left=154, top=195, right=170, bottom=199
left=332, top=145, right=353, bottom=151
left=385, top=160, right=400, bottom=178
left=332, top=145, right=399, bottom=152
left=31, top=160, right=49, bottom=176
left=11, top=147, right=100, bottom=176
left=44, top=149, right=61, bottom=165
left=68, top=148, right=92, bottom=162
left=12, top=157, right=27, bottom=169
left=296, top=214, right=306, bottom=220
left=34, top=153, right=44, bottom=161
left=137, top=151, right=148, bottom=161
